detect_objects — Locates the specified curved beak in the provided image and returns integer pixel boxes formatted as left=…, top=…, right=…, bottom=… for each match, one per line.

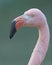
left=9, top=15, right=25, bottom=39
left=9, top=21, right=17, bottom=39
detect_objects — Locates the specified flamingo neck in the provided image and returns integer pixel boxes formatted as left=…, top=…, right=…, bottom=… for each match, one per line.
left=28, top=22, right=50, bottom=65
left=39, top=23, right=50, bottom=48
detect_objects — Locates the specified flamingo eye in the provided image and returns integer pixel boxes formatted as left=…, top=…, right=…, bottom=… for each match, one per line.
left=31, top=14, right=35, bottom=17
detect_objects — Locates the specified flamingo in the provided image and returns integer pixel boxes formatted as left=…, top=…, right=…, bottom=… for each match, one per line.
left=9, top=8, right=50, bottom=65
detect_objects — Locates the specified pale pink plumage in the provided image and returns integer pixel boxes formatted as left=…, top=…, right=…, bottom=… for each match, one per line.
left=11, top=8, right=50, bottom=65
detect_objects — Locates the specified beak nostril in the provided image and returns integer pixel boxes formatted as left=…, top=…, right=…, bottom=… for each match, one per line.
left=17, top=20, right=20, bottom=22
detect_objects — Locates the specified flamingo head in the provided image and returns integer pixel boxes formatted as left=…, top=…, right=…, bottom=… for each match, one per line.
left=9, top=9, right=45, bottom=39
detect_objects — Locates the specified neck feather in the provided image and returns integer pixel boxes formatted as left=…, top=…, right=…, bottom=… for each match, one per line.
left=39, top=22, right=50, bottom=50
left=28, top=21, right=50, bottom=65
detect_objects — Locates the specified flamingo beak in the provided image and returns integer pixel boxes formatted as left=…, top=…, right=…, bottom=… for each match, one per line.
left=9, top=15, right=25, bottom=39
left=9, top=21, right=17, bottom=39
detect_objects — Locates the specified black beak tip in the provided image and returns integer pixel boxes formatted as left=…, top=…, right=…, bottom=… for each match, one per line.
left=9, top=35, right=13, bottom=39
left=9, top=21, right=17, bottom=39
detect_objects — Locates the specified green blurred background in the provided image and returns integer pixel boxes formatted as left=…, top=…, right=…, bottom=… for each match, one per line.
left=0, top=0, right=52, bottom=65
